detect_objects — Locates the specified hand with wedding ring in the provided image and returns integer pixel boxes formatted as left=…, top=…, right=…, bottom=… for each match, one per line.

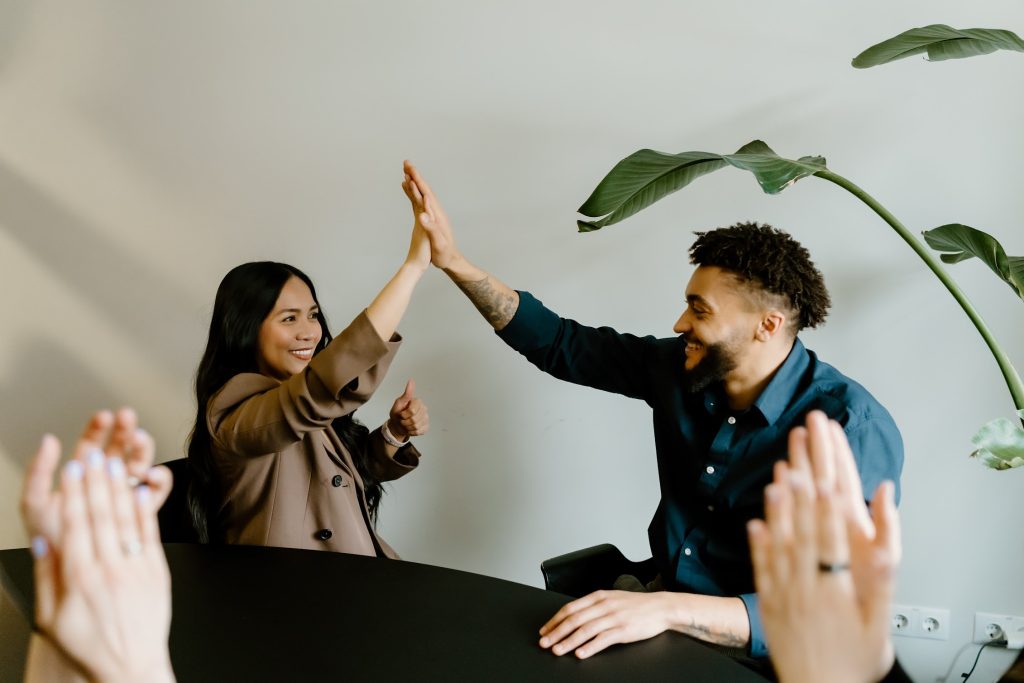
left=747, top=411, right=900, bottom=683
left=21, top=412, right=176, bottom=683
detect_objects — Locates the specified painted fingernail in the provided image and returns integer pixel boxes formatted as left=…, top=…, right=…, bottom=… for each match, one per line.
left=135, top=485, right=151, bottom=502
left=65, top=460, right=84, bottom=480
left=107, top=457, right=125, bottom=479
left=87, top=448, right=104, bottom=469
left=31, top=536, right=48, bottom=559
left=135, top=427, right=150, bottom=440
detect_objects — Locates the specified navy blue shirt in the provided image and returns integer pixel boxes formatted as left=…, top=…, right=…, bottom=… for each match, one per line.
left=498, top=291, right=904, bottom=657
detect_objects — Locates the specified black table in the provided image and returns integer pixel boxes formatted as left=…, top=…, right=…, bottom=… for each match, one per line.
left=0, top=544, right=767, bottom=682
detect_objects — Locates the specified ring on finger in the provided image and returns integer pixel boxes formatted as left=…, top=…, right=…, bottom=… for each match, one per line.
left=122, top=539, right=143, bottom=557
left=817, top=560, right=850, bottom=574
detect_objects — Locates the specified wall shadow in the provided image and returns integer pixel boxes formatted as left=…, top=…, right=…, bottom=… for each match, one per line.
left=0, top=159, right=200, bottom=382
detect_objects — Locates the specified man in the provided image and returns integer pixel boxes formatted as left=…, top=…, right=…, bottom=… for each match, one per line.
left=402, top=161, right=903, bottom=661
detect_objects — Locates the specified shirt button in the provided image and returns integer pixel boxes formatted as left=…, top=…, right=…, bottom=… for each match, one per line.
left=316, top=529, right=333, bottom=541
left=727, top=416, right=737, bottom=425
left=332, top=475, right=343, bottom=487
left=706, top=465, right=715, bottom=475
left=683, top=547, right=692, bottom=557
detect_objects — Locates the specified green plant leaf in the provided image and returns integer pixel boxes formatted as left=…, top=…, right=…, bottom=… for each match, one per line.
left=852, top=24, right=1024, bottom=68
left=922, top=224, right=1024, bottom=301
left=971, top=410, right=1024, bottom=470
left=577, top=140, right=827, bottom=232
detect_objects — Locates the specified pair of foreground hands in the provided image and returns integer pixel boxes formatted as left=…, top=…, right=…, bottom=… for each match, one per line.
left=18, top=408, right=897, bottom=683
left=536, top=411, right=900, bottom=683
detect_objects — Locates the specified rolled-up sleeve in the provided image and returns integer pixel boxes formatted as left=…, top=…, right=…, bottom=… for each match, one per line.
left=209, top=310, right=401, bottom=456
left=738, top=591, right=767, bottom=658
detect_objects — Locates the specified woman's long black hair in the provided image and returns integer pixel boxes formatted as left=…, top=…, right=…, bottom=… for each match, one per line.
left=186, top=261, right=384, bottom=543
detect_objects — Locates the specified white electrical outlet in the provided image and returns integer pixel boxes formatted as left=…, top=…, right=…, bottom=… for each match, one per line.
left=974, top=612, right=1024, bottom=648
left=890, top=604, right=950, bottom=640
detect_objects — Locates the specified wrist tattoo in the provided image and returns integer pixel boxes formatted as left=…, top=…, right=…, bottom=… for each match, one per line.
left=452, top=275, right=518, bottom=329
left=681, top=619, right=747, bottom=648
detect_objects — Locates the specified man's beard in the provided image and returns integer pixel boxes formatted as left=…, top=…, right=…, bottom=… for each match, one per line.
left=681, top=338, right=740, bottom=394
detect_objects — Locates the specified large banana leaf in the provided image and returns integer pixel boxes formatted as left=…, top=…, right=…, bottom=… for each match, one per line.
left=577, top=140, right=826, bottom=232
left=972, top=410, right=1024, bottom=470
left=922, top=224, right=1024, bottom=302
left=852, top=25, right=1024, bottom=68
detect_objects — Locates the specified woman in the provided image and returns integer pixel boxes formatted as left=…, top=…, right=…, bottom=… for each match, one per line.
left=186, top=172, right=431, bottom=556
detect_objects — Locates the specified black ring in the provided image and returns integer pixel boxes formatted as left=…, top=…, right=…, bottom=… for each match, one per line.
left=817, top=561, right=851, bottom=573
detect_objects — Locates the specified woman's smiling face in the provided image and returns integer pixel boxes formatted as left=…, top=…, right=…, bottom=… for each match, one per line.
left=256, top=276, right=323, bottom=380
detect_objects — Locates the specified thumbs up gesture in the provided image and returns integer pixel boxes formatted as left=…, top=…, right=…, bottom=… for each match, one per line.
left=387, top=379, right=429, bottom=441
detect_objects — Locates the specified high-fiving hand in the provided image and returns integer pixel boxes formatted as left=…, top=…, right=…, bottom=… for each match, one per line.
left=402, top=160, right=460, bottom=270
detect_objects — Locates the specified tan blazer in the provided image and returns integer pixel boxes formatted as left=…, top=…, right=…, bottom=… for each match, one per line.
left=207, top=311, right=420, bottom=557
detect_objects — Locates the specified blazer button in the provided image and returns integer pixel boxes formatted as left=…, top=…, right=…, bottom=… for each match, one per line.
left=316, top=529, right=333, bottom=541
left=332, top=475, right=343, bottom=487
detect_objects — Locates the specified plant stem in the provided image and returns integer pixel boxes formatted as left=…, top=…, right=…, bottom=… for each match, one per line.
left=815, top=169, right=1024, bottom=412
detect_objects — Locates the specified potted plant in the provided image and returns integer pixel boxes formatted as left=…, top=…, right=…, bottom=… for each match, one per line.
left=575, top=25, right=1024, bottom=467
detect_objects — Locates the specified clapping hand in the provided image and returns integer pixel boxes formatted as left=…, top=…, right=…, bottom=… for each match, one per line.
left=21, top=412, right=176, bottom=683
left=747, top=411, right=899, bottom=683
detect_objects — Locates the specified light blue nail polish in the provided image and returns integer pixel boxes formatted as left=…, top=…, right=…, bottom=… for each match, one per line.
left=107, top=457, right=125, bottom=478
left=87, top=448, right=104, bottom=469
left=135, top=485, right=151, bottom=502
left=31, top=536, right=48, bottom=559
left=65, top=460, right=84, bottom=480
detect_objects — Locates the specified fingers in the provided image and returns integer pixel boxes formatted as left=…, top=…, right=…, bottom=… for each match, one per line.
left=764, top=481, right=794, bottom=583
left=573, top=627, right=627, bottom=659
left=789, top=469, right=817, bottom=586
left=104, top=408, right=138, bottom=462
left=144, top=465, right=174, bottom=512
left=829, top=420, right=873, bottom=536
left=404, top=160, right=435, bottom=199
left=539, top=592, right=600, bottom=637
left=815, top=486, right=853, bottom=591
left=870, top=481, right=901, bottom=568
left=747, top=519, right=774, bottom=598
left=539, top=593, right=608, bottom=654
left=106, top=457, right=140, bottom=558
left=135, top=482, right=162, bottom=548
left=787, top=425, right=811, bottom=479
left=72, top=411, right=114, bottom=463
left=84, top=449, right=121, bottom=563
left=805, top=411, right=836, bottom=493
left=59, top=460, right=91, bottom=589
left=124, top=426, right=156, bottom=485
left=402, top=379, right=415, bottom=400
left=394, top=398, right=429, bottom=436
left=20, top=434, right=62, bottom=538
left=30, top=536, right=56, bottom=629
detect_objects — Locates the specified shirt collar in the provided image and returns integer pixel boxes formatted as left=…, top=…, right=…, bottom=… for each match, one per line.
left=750, top=338, right=809, bottom=426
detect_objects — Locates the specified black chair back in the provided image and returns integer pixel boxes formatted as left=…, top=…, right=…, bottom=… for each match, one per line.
left=157, top=458, right=200, bottom=543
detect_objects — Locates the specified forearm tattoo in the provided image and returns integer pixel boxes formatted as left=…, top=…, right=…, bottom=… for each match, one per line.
left=680, top=618, right=748, bottom=648
left=451, top=275, right=518, bottom=329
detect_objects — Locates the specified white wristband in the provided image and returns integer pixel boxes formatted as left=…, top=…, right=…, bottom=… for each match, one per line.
left=381, top=421, right=410, bottom=448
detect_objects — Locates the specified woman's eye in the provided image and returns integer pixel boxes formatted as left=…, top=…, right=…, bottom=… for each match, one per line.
left=283, top=316, right=295, bottom=322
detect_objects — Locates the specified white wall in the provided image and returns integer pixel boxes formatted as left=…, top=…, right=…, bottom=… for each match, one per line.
left=1, top=1, right=1023, bottom=680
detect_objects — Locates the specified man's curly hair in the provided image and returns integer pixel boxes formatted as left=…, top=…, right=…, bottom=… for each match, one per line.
left=689, top=222, right=830, bottom=332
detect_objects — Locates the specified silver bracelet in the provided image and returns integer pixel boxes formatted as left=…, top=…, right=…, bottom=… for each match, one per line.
left=381, top=421, right=410, bottom=448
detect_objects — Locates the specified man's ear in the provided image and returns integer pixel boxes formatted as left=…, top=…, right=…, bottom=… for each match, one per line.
left=756, top=310, right=787, bottom=342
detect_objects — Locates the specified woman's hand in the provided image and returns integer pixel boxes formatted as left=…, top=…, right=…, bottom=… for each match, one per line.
left=402, top=168, right=431, bottom=272
left=24, top=413, right=176, bottom=683
left=387, top=379, right=429, bottom=440
left=20, top=408, right=172, bottom=548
